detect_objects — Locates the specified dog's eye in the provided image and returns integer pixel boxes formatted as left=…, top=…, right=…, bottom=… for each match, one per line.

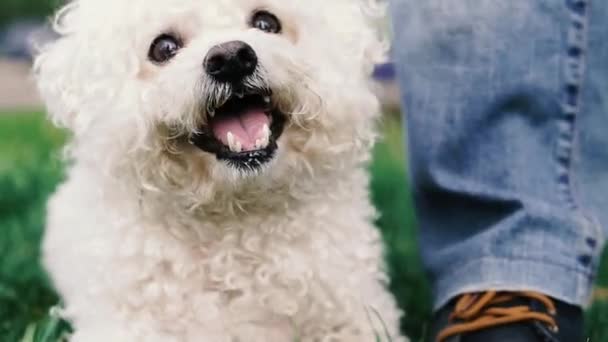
left=149, top=34, right=182, bottom=64
left=250, top=10, right=282, bottom=34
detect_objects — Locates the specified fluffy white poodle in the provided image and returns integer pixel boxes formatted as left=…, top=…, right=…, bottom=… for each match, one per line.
left=35, top=0, right=406, bottom=341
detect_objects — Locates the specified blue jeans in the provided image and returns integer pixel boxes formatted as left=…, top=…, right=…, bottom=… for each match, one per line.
left=390, top=0, right=608, bottom=310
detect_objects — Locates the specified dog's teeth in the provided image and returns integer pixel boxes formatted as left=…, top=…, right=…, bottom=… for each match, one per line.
left=227, top=132, right=237, bottom=152
left=208, top=109, right=215, bottom=118
left=255, top=124, right=270, bottom=150
left=254, top=138, right=263, bottom=150
left=263, top=124, right=270, bottom=139
left=226, top=132, right=243, bottom=153
left=263, top=96, right=271, bottom=104
left=236, top=92, right=245, bottom=99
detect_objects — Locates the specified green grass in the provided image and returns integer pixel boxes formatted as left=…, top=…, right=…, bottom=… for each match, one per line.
left=0, top=111, right=606, bottom=342
left=0, top=111, right=68, bottom=342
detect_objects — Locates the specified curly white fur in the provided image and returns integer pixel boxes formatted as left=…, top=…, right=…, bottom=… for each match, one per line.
left=35, top=0, right=406, bottom=341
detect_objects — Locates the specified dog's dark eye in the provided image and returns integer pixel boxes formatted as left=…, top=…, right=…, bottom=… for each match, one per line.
left=250, top=10, right=282, bottom=34
left=148, top=34, right=182, bottom=64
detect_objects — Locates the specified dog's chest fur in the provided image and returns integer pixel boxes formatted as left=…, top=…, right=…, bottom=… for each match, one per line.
left=43, top=166, right=401, bottom=341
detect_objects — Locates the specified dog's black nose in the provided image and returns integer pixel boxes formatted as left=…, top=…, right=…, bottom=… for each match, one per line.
left=204, top=41, right=258, bottom=83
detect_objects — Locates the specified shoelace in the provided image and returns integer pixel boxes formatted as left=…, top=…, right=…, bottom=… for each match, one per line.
left=437, top=291, right=559, bottom=342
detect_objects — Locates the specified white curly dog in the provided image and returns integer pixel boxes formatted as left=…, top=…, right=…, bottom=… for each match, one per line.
left=35, top=0, right=406, bottom=341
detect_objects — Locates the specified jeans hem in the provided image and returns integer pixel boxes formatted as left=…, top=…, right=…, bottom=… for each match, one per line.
left=433, top=256, right=595, bottom=311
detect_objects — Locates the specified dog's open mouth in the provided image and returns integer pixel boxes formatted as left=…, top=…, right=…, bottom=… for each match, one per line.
left=190, top=90, right=286, bottom=171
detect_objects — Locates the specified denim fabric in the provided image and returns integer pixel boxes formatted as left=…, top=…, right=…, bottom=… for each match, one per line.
left=390, top=0, right=608, bottom=310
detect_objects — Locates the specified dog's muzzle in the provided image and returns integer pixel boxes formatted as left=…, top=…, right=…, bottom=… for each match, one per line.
left=190, top=41, right=287, bottom=172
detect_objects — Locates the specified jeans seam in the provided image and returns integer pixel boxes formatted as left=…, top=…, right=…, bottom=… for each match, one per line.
left=557, top=1, right=606, bottom=248
left=557, top=0, right=589, bottom=211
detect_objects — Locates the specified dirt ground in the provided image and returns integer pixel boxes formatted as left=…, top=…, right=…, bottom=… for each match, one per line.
left=0, top=58, right=42, bottom=110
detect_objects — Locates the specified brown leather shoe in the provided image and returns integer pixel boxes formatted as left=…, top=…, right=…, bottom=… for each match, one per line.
left=430, top=291, right=584, bottom=342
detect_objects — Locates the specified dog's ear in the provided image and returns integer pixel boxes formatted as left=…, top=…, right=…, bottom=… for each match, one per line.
left=33, top=3, right=85, bottom=130
left=34, top=1, right=131, bottom=132
left=358, top=0, right=390, bottom=67
left=329, top=0, right=389, bottom=75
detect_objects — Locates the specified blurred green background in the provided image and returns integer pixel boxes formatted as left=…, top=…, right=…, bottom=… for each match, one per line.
left=0, top=0, right=57, bottom=29
left=0, top=1, right=607, bottom=342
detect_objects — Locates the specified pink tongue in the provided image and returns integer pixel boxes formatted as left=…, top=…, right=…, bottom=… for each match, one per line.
left=211, top=110, right=270, bottom=151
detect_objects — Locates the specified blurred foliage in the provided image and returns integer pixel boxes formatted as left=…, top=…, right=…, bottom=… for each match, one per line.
left=370, top=115, right=432, bottom=340
left=19, top=312, right=70, bottom=342
left=0, top=112, right=606, bottom=342
left=0, top=112, right=66, bottom=342
left=0, top=0, right=60, bottom=28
